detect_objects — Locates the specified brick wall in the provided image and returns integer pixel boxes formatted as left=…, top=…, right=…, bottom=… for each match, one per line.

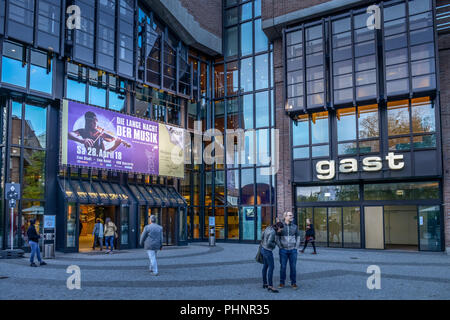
left=439, top=32, right=450, bottom=253
left=273, top=37, right=293, bottom=219
left=179, top=0, right=222, bottom=39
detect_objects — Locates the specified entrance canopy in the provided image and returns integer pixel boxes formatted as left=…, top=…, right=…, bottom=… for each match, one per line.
left=59, top=179, right=186, bottom=207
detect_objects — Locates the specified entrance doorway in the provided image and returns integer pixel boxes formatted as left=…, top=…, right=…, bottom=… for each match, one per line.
left=384, top=205, right=418, bottom=251
left=79, top=205, right=116, bottom=252
left=161, top=208, right=177, bottom=245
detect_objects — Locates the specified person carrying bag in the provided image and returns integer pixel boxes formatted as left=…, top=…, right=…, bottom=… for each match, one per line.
left=104, top=217, right=117, bottom=254
left=258, top=222, right=284, bottom=293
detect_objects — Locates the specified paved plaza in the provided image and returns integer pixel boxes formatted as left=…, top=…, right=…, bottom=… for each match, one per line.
left=0, top=243, right=449, bottom=300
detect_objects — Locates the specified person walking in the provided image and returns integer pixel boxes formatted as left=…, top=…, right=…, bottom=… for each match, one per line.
left=300, top=218, right=317, bottom=254
left=92, top=218, right=104, bottom=251
left=104, top=217, right=117, bottom=254
left=260, top=222, right=284, bottom=293
left=27, top=219, right=46, bottom=267
left=276, top=211, right=301, bottom=289
left=140, top=215, right=163, bottom=276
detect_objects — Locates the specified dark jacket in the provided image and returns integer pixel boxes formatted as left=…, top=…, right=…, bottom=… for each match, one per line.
left=305, top=224, right=315, bottom=238
left=276, top=222, right=301, bottom=250
left=27, top=225, right=40, bottom=242
left=261, top=226, right=278, bottom=251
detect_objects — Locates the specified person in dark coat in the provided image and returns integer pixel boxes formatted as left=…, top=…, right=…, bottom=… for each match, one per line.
left=27, top=219, right=47, bottom=267
left=300, top=218, right=317, bottom=254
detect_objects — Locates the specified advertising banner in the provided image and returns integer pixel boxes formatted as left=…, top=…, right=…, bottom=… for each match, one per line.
left=61, top=100, right=184, bottom=178
left=158, top=123, right=184, bottom=178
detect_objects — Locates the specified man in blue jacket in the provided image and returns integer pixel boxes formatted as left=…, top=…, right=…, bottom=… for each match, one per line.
left=276, top=211, right=301, bottom=289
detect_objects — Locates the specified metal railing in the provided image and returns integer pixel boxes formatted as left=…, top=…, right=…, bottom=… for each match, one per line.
left=437, top=3, right=450, bottom=32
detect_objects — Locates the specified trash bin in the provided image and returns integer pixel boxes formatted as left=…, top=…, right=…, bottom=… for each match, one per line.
left=44, top=244, right=55, bottom=259
left=209, top=226, right=215, bottom=246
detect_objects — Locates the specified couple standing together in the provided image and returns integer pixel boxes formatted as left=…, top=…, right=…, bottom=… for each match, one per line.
left=260, top=212, right=316, bottom=293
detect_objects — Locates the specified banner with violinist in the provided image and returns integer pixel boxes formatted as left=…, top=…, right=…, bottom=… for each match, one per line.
left=61, top=100, right=161, bottom=175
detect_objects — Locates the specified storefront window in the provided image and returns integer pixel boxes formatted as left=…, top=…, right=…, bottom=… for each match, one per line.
left=419, top=205, right=441, bottom=251
left=343, top=207, right=360, bottom=248
left=313, top=207, right=327, bottom=246
left=227, top=207, right=239, bottom=239
left=256, top=206, right=272, bottom=240
left=364, top=181, right=439, bottom=201
left=66, top=203, right=77, bottom=248
left=120, top=206, right=129, bottom=245
left=215, top=207, right=225, bottom=239
left=240, top=206, right=255, bottom=240
left=23, top=149, right=45, bottom=199
left=297, top=185, right=360, bottom=203
left=328, top=207, right=342, bottom=247
left=21, top=201, right=44, bottom=248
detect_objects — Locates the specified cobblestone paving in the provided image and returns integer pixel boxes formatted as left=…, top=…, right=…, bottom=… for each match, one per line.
left=0, top=243, right=449, bottom=300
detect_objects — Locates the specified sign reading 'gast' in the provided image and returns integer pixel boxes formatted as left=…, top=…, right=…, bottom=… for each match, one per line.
left=316, top=152, right=404, bottom=180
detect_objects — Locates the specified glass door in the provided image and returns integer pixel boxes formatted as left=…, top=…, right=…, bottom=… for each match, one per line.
left=418, top=206, right=441, bottom=251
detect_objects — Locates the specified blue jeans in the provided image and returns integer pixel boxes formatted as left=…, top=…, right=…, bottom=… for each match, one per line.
left=279, top=248, right=298, bottom=285
left=105, top=236, right=114, bottom=251
left=29, top=241, right=42, bottom=264
left=261, top=247, right=274, bottom=287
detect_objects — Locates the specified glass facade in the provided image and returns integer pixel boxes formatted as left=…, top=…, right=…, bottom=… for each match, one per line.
left=0, top=0, right=445, bottom=252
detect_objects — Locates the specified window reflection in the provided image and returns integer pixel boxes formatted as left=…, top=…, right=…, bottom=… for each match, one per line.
left=388, top=100, right=410, bottom=136
left=240, top=57, right=253, bottom=92
left=30, top=50, right=52, bottom=94
left=241, top=21, right=253, bottom=56
left=337, top=107, right=356, bottom=142
left=24, top=104, right=47, bottom=148
left=2, top=41, right=26, bottom=88
left=311, top=112, right=328, bottom=144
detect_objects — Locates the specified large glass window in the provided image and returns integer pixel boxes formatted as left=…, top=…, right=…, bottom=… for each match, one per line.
left=388, top=97, right=436, bottom=150
left=364, top=181, right=439, bottom=201
left=240, top=57, right=253, bottom=92
left=8, top=101, right=47, bottom=249
left=383, top=0, right=435, bottom=96
left=292, top=111, right=329, bottom=159
left=29, top=50, right=52, bottom=94
left=419, top=205, right=441, bottom=251
left=227, top=207, right=239, bottom=239
left=297, top=185, right=360, bottom=202
left=241, top=21, right=253, bottom=56
left=337, top=105, right=379, bottom=155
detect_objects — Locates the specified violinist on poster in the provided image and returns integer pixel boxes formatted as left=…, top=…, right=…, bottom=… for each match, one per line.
left=68, top=111, right=130, bottom=153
